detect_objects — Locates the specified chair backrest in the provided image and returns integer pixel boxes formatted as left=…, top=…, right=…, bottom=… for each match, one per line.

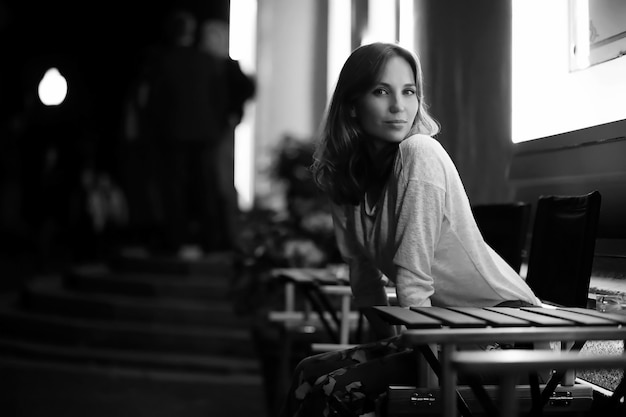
left=472, top=202, right=531, bottom=273
left=524, top=191, right=601, bottom=307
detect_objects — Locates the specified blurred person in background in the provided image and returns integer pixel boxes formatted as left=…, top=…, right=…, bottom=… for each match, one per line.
left=128, top=10, right=230, bottom=257
left=198, top=19, right=255, bottom=252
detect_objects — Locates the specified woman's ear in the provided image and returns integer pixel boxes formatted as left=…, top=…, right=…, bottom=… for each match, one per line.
left=350, top=107, right=357, bottom=118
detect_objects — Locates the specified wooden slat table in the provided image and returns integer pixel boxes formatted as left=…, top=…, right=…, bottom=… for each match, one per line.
left=453, top=349, right=626, bottom=417
left=271, top=268, right=396, bottom=348
left=372, top=305, right=626, bottom=417
left=271, top=268, right=349, bottom=344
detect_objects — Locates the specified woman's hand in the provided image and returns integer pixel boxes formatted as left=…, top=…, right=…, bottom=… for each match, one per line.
left=361, top=307, right=397, bottom=341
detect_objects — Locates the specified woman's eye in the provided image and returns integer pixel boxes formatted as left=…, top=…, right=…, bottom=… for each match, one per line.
left=404, top=89, right=416, bottom=95
left=373, top=88, right=388, bottom=96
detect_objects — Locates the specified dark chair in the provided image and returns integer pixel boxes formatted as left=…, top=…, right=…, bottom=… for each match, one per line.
left=524, top=191, right=602, bottom=307
left=472, top=202, right=531, bottom=273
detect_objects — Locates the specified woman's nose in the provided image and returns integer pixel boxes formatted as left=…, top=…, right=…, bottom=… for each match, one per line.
left=390, top=95, right=404, bottom=112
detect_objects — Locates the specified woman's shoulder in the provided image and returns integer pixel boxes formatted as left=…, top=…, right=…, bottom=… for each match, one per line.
left=395, top=135, right=453, bottom=183
left=399, top=134, right=444, bottom=153
left=398, top=134, right=449, bottom=163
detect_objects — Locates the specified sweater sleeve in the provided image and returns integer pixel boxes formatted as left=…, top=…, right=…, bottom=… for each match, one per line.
left=394, top=181, right=445, bottom=307
left=331, top=204, right=389, bottom=308
left=392, top=136, right=448, bottom=307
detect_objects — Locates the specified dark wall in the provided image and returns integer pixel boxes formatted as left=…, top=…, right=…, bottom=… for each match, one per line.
left=414, top=0, right=514, bottom=205
left=510, top=119, right=626, bottom=241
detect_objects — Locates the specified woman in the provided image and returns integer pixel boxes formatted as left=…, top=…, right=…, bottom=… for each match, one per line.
left=280, top=42, right=539, bottom=417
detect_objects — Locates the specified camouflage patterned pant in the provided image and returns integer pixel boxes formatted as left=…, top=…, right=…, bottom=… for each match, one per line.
left=279, top=336, right=418, bottom=417
left=279, top=300, right=537, bottom=416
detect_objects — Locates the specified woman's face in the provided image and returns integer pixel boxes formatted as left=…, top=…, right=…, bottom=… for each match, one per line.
left=354, top=55, right=419, bottom=147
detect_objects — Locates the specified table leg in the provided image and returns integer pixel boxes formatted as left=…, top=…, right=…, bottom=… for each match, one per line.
left=301, top=285, right=340, bottom=343
left=531, top=339, right=586, bottom=414
left=417, top=344, right=439, bottom=387
left=499, top=374, right=518, bottom=417
left=418, top=345, right=474, bottom=416
left=340, top=294, right=351, bottom=344
left=441, top=343, right=457, bottom=417
left=285, top=282, right=295, bottom=312
left=561, top=340, right=576, bottom=386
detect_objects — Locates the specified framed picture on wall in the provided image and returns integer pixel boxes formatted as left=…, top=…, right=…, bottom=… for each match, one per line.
left=589, top=0, right=626, bottom=66
left=570, top=0, right=626, bottom=70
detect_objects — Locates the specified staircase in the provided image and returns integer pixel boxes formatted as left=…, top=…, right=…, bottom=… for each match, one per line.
left=0, top=250, right=268, bottom=417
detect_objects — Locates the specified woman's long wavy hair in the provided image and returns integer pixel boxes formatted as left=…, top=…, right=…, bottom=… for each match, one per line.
left=311, top=42, right=439, bottom=206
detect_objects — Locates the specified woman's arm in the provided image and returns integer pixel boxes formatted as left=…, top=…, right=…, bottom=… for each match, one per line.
left=392, top=137, right=448, bottom=307
left=331, top=204, right=388, bottom=306
left=393, top=180, right=445, bottom=307
left=331, top=204, right=394, bottom=339
left=347, top=258, right=396, bottom=339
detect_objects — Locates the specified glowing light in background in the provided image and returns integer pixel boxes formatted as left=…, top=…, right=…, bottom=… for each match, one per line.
left=38, top=67, right=67, bottom=106
left=511, top=0, right=571, bottom=143
left=511, top=0, right=623, bottom=143
left=230, top=0, right=257, bottom=210
left=571, top=0, right=590, bottom=71
left=327, top=0, right=352, bottom=99
left=398, top=0, right=415, bottom=52
left=362, top=0, right=397, bottom=45
left=230, top=0, right=257, bottom=74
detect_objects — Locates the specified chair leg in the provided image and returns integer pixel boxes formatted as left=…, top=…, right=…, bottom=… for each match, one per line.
left=606, top=376, right=626, bottom=409
left=499, top=374, right=518, bottom=417
left=528, top=371, right=542, bottom=413
left=420, top=345, right=477, bottom=417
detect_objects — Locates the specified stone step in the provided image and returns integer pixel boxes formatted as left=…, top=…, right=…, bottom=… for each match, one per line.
left=0, top=337, right=260, bottom=375
left=0, top=357, right=267, bottom=417
left=0, top=301, right=256, bottom=357
left=0, top=252, right=270, bottom=417
left=22, top=276, right=248, bottom=328
left=64, top=264, right=233, bottom=300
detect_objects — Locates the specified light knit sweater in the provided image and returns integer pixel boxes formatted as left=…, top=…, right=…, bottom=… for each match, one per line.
left=331, top=134, right=540, bottom=308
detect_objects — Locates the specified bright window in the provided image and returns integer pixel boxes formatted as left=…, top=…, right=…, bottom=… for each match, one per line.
left=512, top=0, right=626, bottom=143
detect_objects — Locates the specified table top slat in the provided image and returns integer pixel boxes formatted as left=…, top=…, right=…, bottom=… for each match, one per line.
left=272, top=268, right=319, bottom=284
left=519, top=307, right=618, bottom=326
left=410, top=307, right=487, bottom=328
left=401, top=326, right=626, bottom=345
left=272, top=268, right=348, bottom=285
left=484, top=307, right=575, bottom=326
left=566, top=307, right=626, bottom=325
left=372, top=306, right=442, bottom=328
left=447, top=307, right=533, bottom=327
